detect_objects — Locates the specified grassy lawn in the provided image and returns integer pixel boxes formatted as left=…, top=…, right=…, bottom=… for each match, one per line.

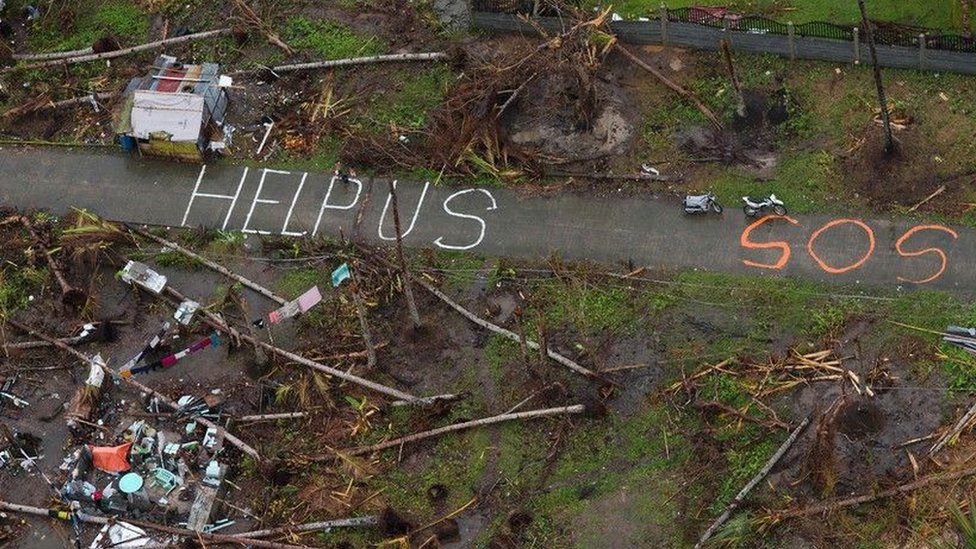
left=635, top=47, right=976, bottom=221
left=21, top=0, right=149, bottom=52
left=282, top=16, right=386, bottom=60
left=595, top=0, right=961, bottom=29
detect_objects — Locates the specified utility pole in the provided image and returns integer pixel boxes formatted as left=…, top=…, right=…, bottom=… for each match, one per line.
left=857, top=0, right=896, bottom=155
left=388, top=181, right=422, bottom=329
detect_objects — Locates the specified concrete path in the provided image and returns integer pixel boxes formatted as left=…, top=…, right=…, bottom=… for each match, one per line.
left=0, top=147, right=971, bottom=292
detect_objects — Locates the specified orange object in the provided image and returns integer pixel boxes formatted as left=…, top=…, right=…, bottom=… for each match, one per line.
left=88, top=442, right=132, bottom=473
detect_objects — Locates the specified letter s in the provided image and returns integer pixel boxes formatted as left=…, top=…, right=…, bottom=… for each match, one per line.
left=434, top=189, right=498, bottom=251
left=740, top=215, right=800, bottom=270
left=895, top=225, right=959, bottom=284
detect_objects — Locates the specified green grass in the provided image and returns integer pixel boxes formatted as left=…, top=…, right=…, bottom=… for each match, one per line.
left=636, top=45, right=976, bottom=221
left=591, top=0, right=960, bottom=29
left=355, top=64, right=456, bottom=133
left=431, top=251, right=490, bottom=294
left=154, top=250, right=202, bottom=269
left=0, top=267, right=47, bottom=317
left=707, top=149, right=846, bottom=215
left=530, top=277, right=645, bottom=339
left=711, top=428, right=783, bottom=512
left=275, top=267, right=328, bottom=298
left=271, top=135, right=343, bottom=174
left=26, top=1, right=149, bottom=52
left=525, top=403, right=694, bottom=547
left=282, top=16, right=385, bottom=60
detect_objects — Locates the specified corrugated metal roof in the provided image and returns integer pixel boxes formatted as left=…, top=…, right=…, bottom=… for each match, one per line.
left=116, top=55, right=228, bottom=150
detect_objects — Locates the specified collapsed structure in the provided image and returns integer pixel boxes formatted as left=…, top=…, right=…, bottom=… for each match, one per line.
left=113, top=55, right=232, bottom=162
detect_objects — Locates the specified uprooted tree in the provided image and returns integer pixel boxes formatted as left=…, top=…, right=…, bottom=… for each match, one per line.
left=341, top=8, right=619, bottom=180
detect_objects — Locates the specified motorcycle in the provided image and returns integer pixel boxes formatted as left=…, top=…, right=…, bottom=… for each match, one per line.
left=683, top=192, right=723, bottom=214
left=742, top=194, right=787, bottom=217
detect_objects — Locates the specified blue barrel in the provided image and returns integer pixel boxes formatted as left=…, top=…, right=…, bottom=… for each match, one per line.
left=119, top=135, right=136, bottom=152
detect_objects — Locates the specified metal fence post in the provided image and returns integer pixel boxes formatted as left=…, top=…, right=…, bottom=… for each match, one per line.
left=660, top=4, right=668, bottom=47
left=852, top=27, right=860, bottom=64
left=919, top=33, right=926, bottom=70
left=787, top=21, right=796, bottom=60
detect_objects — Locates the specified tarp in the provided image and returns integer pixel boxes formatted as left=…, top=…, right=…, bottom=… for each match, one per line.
left=130, top=90, right=204, bottom=142
left=89, top=442, right=132, bottom=473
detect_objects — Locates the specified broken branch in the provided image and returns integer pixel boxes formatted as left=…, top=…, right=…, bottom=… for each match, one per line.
left=233, top=52, right=450, bottom=76
left=232, top=516, right=378, bottom=538
left=126, top=225, right=287, bottom=304
left=161, top=284, right=429, bottom=404
left=929, top=398, right=976, bottom=457
left=693, top=399, right=790, bottom=431
left=907, top=184, right=946, bottom=212
left=0, top=500, right=306, bottom=549
left=231, top=0, right=293, bottom=54
left=696, top=415, right=811, bottom=548
left=774, top=463, right=976, bottom=518
left=339, top=404, right=585, bottom=457
left=416, top=277, right=597, bottom=378
left=238, top=412, right=307, bottom=422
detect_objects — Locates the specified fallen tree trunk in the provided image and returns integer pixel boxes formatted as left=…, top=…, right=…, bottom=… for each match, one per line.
left=232, top=516, right=378, bottom=538
left=161, top=285, right=447, bottom=404
left=340, top=404, right=585, bottom=457
left=615, top=45, right=724, bottom=133
left=695, top=415, right=811, bottom=548
left=8, top=28, right=232, bottom=71
left=3, top=322, right=113, bottom=350
left=1, top=92, right=117, bottom=120
left=5, top=318, right=261, bottom=462
left=238, top=412, right=307, bottom=422
left=13, top=46, right=94, bottom=61
left=127, top=225, right=287, bottom=305
left=235, top=52, right=449, bottom=76
left=0, top=500, right=306, bottom=549
left=19, top=216, right=86, bottom=308
left=417, top=278, right=596, bottom=378
left=775, top=463, right=976, bottom=518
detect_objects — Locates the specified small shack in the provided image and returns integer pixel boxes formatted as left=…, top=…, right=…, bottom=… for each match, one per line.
left=114, top=55, right=231, bottom=162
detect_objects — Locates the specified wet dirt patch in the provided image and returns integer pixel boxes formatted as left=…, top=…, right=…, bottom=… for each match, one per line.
left=836, top=398, right=885, bottom=439
left=602, top=336, right=661, bottom=416
left=841, top=127, right=964, bottom=211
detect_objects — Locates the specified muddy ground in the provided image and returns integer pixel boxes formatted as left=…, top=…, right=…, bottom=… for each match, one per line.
left=0, top=211, right=973, bottom=548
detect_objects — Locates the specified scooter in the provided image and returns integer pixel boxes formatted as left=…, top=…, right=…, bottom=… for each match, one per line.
left=742, top=194, right=787, bottom=217
left=683, top=192, right=723, bottom=214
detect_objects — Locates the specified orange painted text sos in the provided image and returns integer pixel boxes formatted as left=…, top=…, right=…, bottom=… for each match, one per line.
left=740, top=217, right=959, bottom=284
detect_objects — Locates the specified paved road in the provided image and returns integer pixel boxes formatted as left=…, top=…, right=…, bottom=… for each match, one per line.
left=0, top=146, right=972, bottom=292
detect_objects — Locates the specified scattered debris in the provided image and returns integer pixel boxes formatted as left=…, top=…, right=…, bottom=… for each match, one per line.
left=119, top=261, right=167, bottom=294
